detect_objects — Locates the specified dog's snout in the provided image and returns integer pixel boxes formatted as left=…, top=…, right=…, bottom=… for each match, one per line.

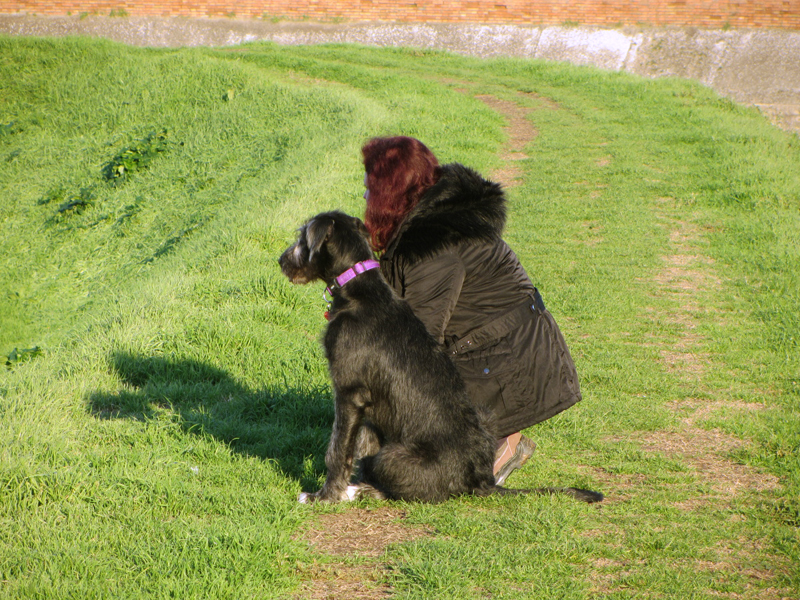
left=279, top=238, right=315, bottom=285
left=278, top=245, right=292, bottom=268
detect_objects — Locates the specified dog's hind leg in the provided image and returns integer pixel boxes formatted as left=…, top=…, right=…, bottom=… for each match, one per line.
left=347, top=482, right=387, bottom=500
left=352, top=421, right=382, bottom=483
left=354, top=421, right=382, bottom=458
left=361, top=444, right=453, bottom=503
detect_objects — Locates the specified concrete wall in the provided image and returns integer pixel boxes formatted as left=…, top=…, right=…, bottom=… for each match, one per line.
left=3, top=0, right=800, bottom=30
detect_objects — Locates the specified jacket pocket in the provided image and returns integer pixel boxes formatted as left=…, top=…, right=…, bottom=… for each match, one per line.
left=453, top=337, right=515, bottom=417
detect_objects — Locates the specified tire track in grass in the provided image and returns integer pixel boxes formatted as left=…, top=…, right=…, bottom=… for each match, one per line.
left=474, top=94, right=538, bottom=188
left=643, top=207, right=788, bottom=597
left=440, top=80, right=548, bottom=187
left=643, top=201, right=779, bottom=502
left=591, top=199, right=789, bottom=598
left=649, top=212, right=717, bottom=380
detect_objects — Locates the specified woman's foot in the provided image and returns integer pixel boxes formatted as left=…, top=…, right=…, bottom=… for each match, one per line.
left=494, top=434, right=536, bottom=486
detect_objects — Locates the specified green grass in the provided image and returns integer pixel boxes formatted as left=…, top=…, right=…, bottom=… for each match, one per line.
left=1, top=35, right=798, bottom=599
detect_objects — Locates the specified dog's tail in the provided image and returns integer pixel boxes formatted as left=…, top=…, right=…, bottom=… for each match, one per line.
left=478, top=485, right=604, bottom=503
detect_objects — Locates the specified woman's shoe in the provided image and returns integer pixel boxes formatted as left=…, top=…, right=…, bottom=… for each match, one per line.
left=494, top=435, right=536, bottom=486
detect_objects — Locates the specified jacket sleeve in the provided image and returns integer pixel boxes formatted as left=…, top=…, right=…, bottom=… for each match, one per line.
left=399, top=250, right=466, bottom=345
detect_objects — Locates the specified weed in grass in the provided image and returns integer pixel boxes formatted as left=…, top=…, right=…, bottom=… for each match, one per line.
left=37, top=184, right=67, bottom=206
left=1, top=120, right=23, bottom=137
left=5, top=346, right=42, bottom=368
left=101, top=129, right=170, bottom=186
left=54, top=185, right=97, bottom=217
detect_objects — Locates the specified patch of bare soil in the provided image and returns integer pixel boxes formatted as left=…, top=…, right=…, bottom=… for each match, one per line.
left=294, top=507, right=432, bottom=599
left=301, top=507, right=431, bottom=558
left=641, top=398, right=780, bottom=504
left=641, top=426, right=779, bottom=499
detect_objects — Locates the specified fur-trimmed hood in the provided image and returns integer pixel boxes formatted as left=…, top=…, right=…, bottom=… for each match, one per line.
left=383, top=163, right=506, bottom=265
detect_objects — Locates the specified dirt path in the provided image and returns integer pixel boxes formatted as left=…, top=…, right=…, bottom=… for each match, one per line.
left=474, top=94, right=538, bottom=188
left=478, top=93, right=782, bottom=510
left=590, top=197, right=790, bottom=597
left=643, top=203, right=778, bottom=504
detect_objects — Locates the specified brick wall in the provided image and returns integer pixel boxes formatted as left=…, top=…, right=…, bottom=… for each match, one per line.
left=3, top=0, right=799, bottom=30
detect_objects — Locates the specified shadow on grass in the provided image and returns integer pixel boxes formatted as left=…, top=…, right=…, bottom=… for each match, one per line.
left=87, top=352, right=332, bottom=492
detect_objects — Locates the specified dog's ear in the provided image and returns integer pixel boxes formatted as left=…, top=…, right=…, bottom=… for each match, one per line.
left=306, top=217, right=334, bottom=260
left=353, top=216, right=370, bottom=240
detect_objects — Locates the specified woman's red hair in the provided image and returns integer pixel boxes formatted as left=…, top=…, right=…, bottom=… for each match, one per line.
left=362, top=136, right=441, bottom=252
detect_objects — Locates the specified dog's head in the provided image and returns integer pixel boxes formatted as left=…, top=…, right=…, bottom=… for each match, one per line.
left=279, top=211, right=374, bottom=285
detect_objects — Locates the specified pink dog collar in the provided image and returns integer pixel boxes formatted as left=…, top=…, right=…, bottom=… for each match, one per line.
left=333, top=259, right=380, bottom=288
left=323, top=259, right=380, bottom=319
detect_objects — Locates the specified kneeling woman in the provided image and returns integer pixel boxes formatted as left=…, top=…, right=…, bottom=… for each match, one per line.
left=361, top=136, right=582, bottom=485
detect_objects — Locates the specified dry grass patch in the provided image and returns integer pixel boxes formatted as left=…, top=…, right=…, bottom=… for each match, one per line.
left=299, top=507, right=432, bottom=558
left=640, top=428, right=779, bottom=497
left=595, top=399, right=779, bottom=510
left=294, top=507, right=433, bottom=599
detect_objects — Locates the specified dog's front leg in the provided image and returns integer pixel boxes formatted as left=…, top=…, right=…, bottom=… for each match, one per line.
left=305, top=390, right=365, bottom=503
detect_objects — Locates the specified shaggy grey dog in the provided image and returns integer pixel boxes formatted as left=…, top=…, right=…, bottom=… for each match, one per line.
left=279, top=211, right=603, bottom=504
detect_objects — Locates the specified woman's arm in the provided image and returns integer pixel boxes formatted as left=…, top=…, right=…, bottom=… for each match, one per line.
left=399, top=250, right=466, bottom=345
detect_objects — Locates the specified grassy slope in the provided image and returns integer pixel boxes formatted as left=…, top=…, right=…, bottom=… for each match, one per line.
left=0, top=36, right=798, bottom=598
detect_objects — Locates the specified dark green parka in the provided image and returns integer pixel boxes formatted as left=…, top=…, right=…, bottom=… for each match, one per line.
left=379, top=163, right=582, bottom=437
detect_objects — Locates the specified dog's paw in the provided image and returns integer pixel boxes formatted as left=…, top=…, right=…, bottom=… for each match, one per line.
left=344, top=485, right=360, bottom=501
left=297, top=489, right=340, bottom=504
left=298, top=486, right=357, bottom=504
left=297, top=491, right=330, bottom=504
